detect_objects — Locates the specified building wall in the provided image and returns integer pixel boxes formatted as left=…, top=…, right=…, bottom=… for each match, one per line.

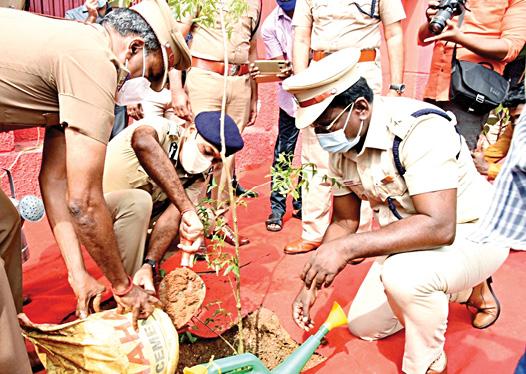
left=1, top=0, right=433, bottom=197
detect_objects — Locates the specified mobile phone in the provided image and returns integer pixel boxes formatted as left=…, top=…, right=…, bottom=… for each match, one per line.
left=254, top=60, right=288, bottom=74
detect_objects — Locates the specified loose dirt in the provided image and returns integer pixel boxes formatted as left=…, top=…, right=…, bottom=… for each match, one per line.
left=159, top=268, right=206, bottom=329
left=177, top=308, right=326, bottom=373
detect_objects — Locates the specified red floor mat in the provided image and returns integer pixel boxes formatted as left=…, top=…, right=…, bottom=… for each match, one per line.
left=21, top=164, right=526, bottom=373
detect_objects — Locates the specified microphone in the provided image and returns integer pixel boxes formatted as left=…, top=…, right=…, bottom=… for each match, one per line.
left=18, top=195, right=45, bottom=222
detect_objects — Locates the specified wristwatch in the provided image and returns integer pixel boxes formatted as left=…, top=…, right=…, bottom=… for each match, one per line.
left=389, top=83, right=406, bottom=94
left=143, top=258, right=157, bottom=276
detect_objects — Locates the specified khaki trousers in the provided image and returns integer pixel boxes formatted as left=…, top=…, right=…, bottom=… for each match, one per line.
left=0, top=188, right=22, bottom=312
left=0, top=189, right=31, bottom=373
left=347, top=222, right=509, bottom=374
left=186, top=67, right=252, bottom=205
left=141, top=88, right=180, bottom=123
left=105, top=189, right=152, bottom=275
left=300, top=59, right=382, bottom=241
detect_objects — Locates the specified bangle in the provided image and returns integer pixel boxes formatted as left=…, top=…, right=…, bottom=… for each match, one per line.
left=111, top=275, right=134, bottom=297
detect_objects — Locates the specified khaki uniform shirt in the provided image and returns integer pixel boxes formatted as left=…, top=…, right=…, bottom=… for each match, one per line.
left=179, top=0, right=261, bottom=64
left=292, top=0, right=406, bottom=52
left=0, top=9, right=125, bottom=144
left=329, top=97, right=493, bottom=227
left=103, top=116, right=206, bottom=205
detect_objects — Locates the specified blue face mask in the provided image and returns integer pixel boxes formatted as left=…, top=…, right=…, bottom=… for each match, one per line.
left=316, top=102, right=364, bottom=153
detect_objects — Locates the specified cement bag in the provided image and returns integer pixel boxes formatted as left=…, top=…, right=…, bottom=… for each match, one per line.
left=20, top=308, right=178, bottom=373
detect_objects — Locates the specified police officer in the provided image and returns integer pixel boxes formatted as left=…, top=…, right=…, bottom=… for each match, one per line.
left=284, top=48, right=507, bottom=374
left=284, top=0, right=406, bottom=254
left=104, top=112, right=244, bottom=290
left=169, top=1, right=262, bottom=241
left=0, top=1, right=192, bottom=370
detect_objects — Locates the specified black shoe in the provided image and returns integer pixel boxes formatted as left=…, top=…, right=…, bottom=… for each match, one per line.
left=232, top=178, right=258, bottom=198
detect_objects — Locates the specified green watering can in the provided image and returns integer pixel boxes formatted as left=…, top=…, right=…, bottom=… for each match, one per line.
left=183, top=302, right=348, bottom=374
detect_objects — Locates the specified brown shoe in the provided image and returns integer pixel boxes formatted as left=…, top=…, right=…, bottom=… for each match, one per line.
left=464, top=276, right=501, bottom=329
left=219, top=224, right=250, bottom=247
left=427, top=351, right=447, bottom=374
left=284, top=239, right=321, bottom=254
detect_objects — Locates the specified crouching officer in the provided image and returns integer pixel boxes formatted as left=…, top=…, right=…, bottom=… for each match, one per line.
left=0, top=1, right=191, bottom=370
left=283, top=48, right=508, bottom=374
left=103, top=112, right=244, bottom=290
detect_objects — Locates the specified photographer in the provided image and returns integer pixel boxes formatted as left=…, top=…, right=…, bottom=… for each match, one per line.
left=418, top=0, right=526, bottom=151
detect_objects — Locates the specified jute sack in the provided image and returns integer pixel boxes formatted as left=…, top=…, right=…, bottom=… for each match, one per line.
left=20, top=308, right=178, bottom=373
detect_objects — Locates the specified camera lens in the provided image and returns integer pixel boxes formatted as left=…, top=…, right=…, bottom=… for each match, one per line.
left=428, top=17, right=446, bottom=34
left=428, top=7, right=453, bottom=35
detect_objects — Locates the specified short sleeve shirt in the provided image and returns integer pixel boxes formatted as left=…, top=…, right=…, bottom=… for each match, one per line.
left=328, top=97, right=493, bottom=226
left=179, top=0, right=261, bottom=64
left=292, top=0, right=406, bottom=52
left=103, top=116, right=206, bottom=205
left=0, top=9, right=123, bottom=144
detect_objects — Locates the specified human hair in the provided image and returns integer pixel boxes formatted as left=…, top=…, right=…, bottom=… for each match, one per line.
left=101, top=8, right=160, bottom=54
left=332, top=77, right=374, bottom=107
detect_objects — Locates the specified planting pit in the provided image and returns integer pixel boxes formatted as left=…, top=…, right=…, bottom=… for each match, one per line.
left=177, top=307, right=326, bottom=372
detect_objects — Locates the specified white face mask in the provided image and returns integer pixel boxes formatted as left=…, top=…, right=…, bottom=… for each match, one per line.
left=116, top=48, right=151, bottom=106
left=180, top=133, right=214, bottom=174
left=316, top=102, right=364, bottom=153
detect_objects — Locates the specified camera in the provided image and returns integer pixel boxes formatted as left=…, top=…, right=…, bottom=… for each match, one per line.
left=428, top=0, right=466, bottom=35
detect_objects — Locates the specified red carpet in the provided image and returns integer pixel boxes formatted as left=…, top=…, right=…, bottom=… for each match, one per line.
left=21, top=164, right=526, bottom=373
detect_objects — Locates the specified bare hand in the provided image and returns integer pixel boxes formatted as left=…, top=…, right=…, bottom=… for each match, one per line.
left=171, top=87, right=194, bottom=122
left=68, top=271, right=106, bottom=319
left=424, top=20, right=463, bottom=44
left=180, top=209, right=204, bottom=242
left=177, top=237, right=203, bottom=254
left=292, top=285, right=317, bottom=331
left=84, top=0, right=99, bottom=22
left=425, top=0, right=440, bottom=23
left=301, top=242, right=350, bottom=290
left=471, top=151, right=489, bottom=175
left=246, top=99, right=258, bottom=127
left=133, top=265, right=155, bottom=293
left=248, top=63, right=260, bottom=80
left=127, top=103, right=144, bottom=120
left=114, top=284, right=162, bottom=330
left=277, top=60, right=293, bottom=79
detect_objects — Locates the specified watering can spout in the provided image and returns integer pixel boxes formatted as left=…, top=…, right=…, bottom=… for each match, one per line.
left=322, top=301, right=348, bottom=332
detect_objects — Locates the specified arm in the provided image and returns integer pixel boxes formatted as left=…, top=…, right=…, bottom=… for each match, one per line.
left=292, top=25, right=312, bottom=74
left=84, top=0, right=98, bottom=24
left=246, top=39, right=259, bottom=127
left=39, top=127, right=105, bottom=318
left=170, top=22, right=194, bottom=121
left=383, top=21, right=405, bottom=95
left=419, top=0, right=525, bottom=61
left=292, top=193, right=361, bottom=331
left=423, top=20, right=510, bottom=60
left=131, top=125, right=202, bottom=241
left=64, top=128, right=161, bottom=328
left=302, top=188, right=457, bottom=289
left=131, top=125, right=194, bottom=213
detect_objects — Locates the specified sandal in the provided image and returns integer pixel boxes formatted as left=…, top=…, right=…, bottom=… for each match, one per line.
left=266, top=212, right=283, bottom=232
left=463, top=276, right=501, bottom=329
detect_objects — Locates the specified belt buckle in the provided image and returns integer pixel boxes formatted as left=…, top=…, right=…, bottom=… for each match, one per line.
left=229, top=64, right=239, bottom=76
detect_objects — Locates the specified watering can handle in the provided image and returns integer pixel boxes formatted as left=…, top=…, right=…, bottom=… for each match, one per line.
left=184, top=353, right=271, bottom=374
